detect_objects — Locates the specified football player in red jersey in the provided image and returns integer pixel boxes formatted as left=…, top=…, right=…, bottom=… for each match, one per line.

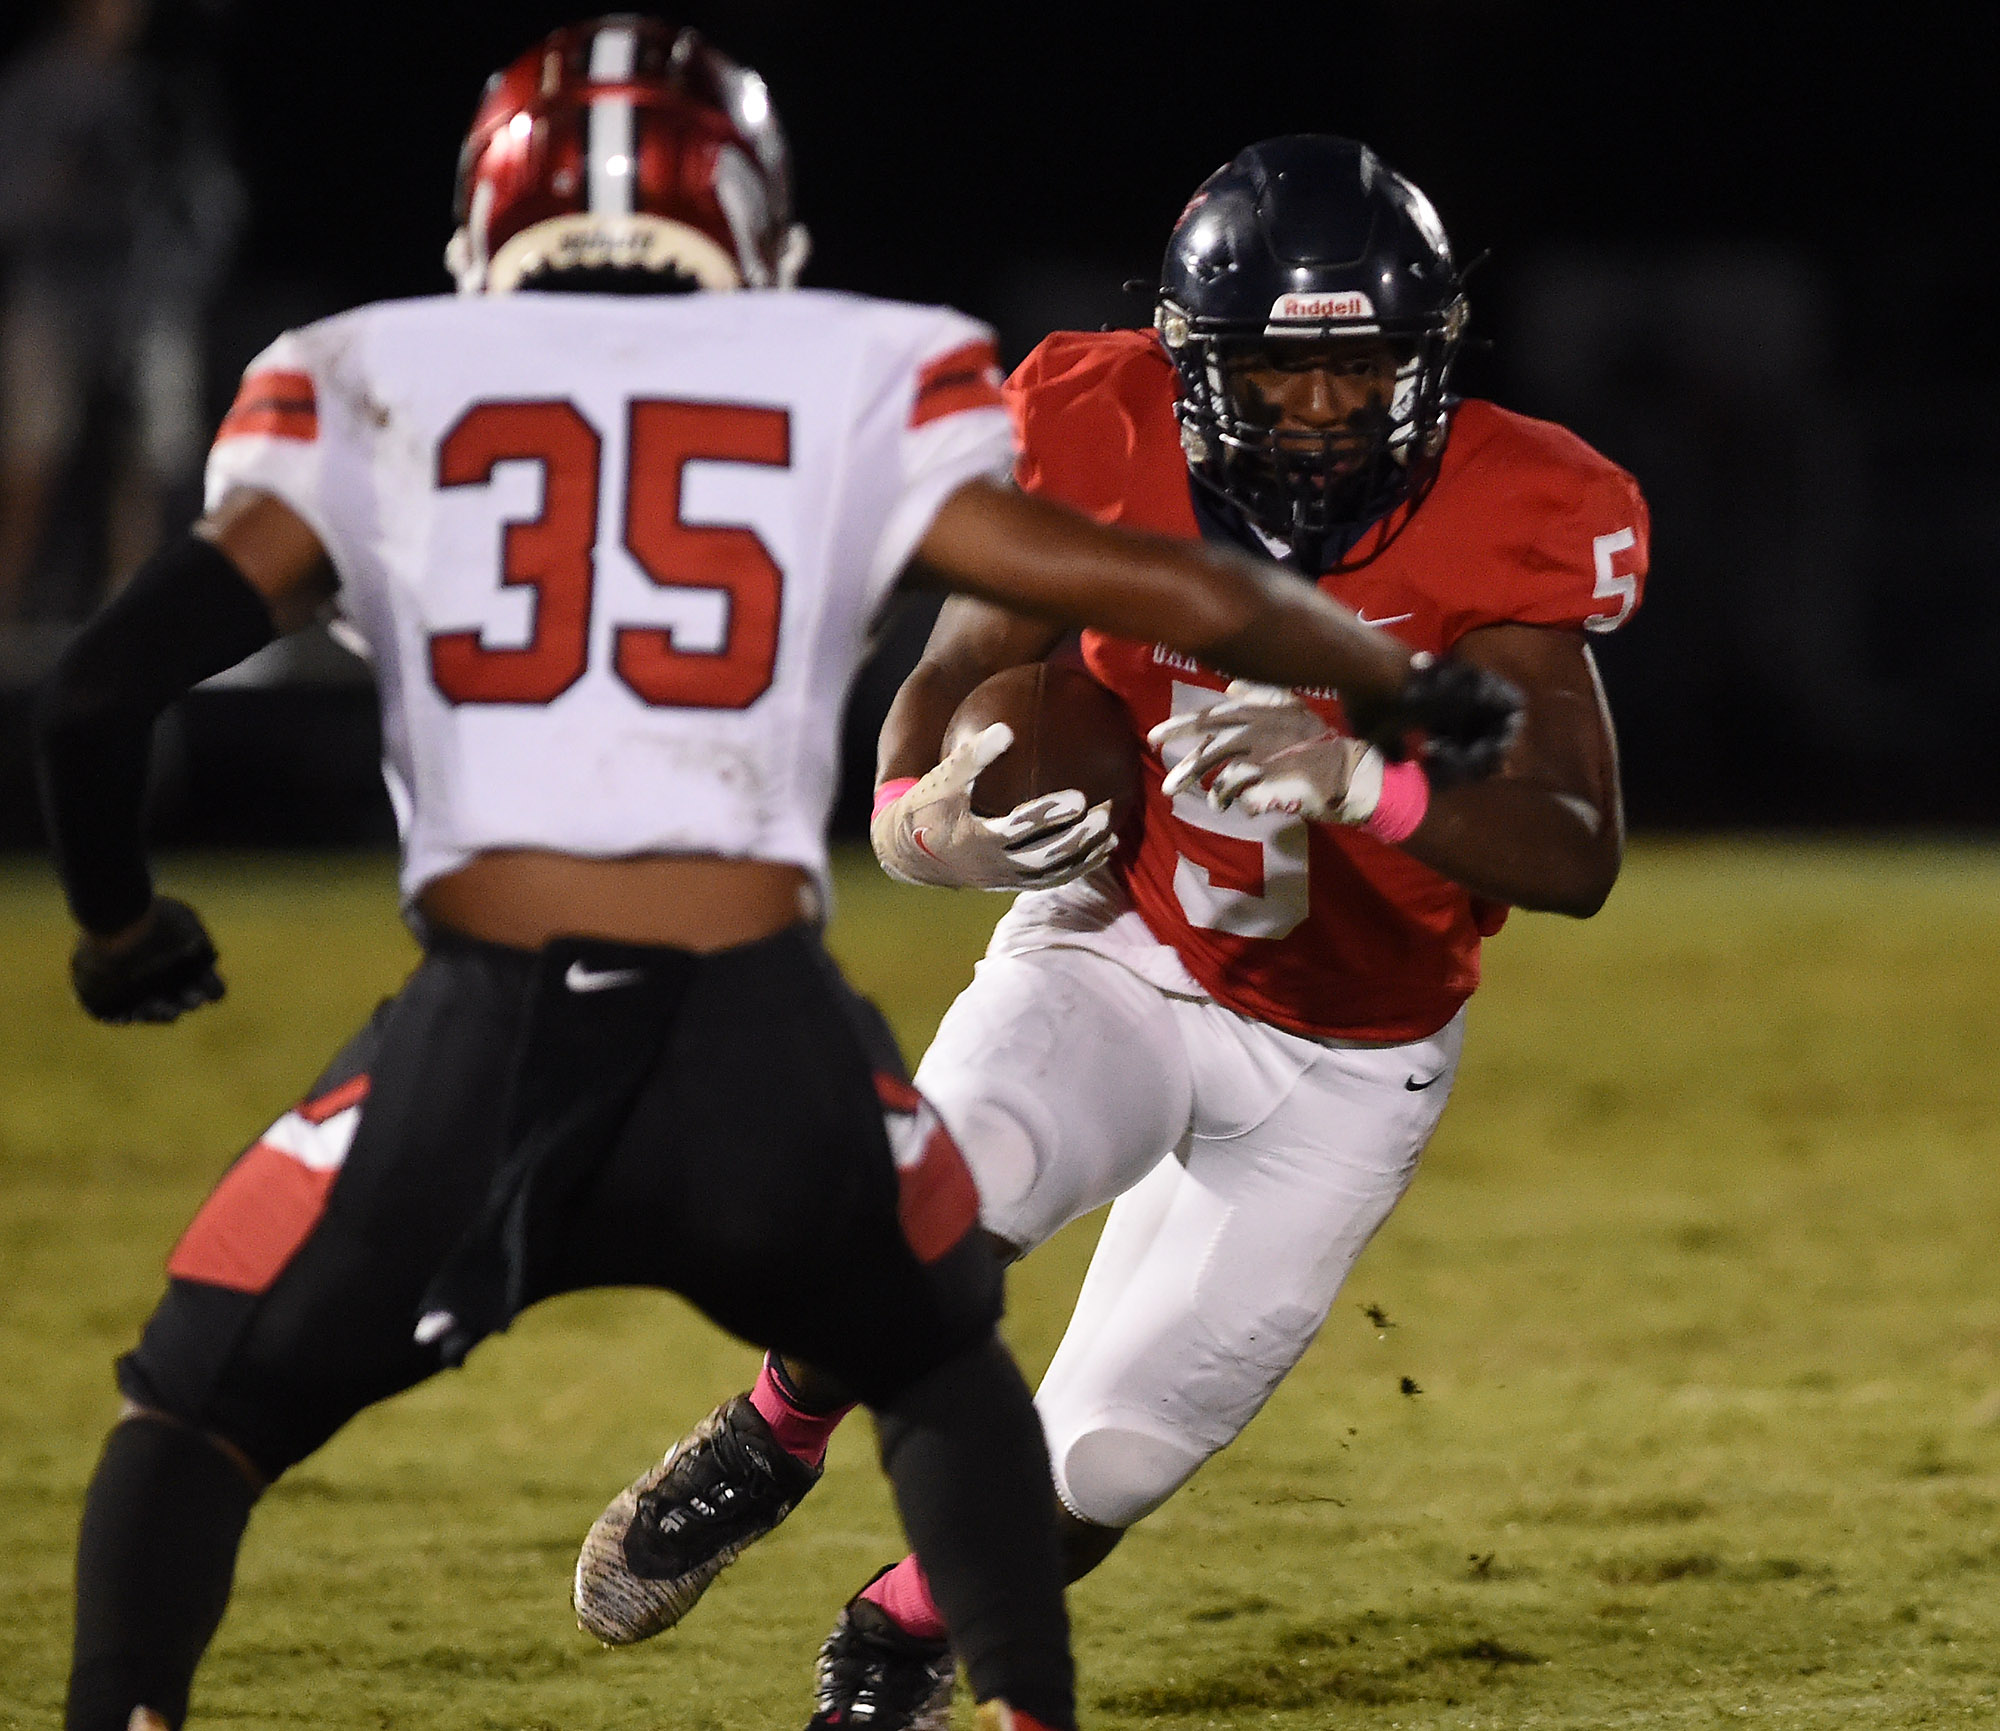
left=569, top=134, right=1644, bottom=1730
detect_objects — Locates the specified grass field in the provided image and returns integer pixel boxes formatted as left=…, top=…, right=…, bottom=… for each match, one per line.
left=4, top=839, right=2000, bottom=1729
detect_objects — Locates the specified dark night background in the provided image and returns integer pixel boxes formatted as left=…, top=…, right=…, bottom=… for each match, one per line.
left=3, top=0, right=1998, bottom=844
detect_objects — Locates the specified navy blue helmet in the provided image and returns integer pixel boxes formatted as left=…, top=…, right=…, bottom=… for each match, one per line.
left=1156, top=136, right=1467, bottom=565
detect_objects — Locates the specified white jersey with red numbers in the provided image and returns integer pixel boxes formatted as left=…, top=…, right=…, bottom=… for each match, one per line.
left=1002, top=328, right=1651, bottom=1044
left=204, top=289, right=1011, bottom=908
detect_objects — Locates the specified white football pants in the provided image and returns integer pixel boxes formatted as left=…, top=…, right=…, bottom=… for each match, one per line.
left=914, top=934, right=1463, bottom=1530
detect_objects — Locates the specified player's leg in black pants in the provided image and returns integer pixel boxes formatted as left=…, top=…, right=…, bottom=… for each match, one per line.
left=66, top=1415, right=259, bottom=1731
left=69, top=925, right=1073, bottom=1731
left=560, top=928, right=1075, bottom=1729
left=66, top=938, right=535, bottom=1731
left=868, top=1335, right=1073, bottom=1722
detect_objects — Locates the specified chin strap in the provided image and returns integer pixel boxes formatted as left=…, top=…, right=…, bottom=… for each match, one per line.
left=774, top=221, right=812, bottom=289
left=444, top=181, right=496, bottom=294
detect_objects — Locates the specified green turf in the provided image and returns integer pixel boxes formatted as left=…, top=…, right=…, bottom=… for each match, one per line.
left=4, top=840, right=2000, bottom=1728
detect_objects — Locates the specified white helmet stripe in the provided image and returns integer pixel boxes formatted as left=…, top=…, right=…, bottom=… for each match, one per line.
left=587, top=25, right=638, bottom=217
left=587, top=22, right=637, bottom=78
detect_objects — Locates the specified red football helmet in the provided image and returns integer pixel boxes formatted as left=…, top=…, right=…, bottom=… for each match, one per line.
left=445, top=16, right=810, bottom=295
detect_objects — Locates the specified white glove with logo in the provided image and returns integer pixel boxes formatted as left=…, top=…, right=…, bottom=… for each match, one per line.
left=1148, top=681, right=1388, bottom=824
left=871, top=722, right=1118, bottom=890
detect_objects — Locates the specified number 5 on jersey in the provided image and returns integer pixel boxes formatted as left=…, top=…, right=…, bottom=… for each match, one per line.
left=1163, top=680, right=1310, bottom=940
left=429, top=398, right=788, bottom=709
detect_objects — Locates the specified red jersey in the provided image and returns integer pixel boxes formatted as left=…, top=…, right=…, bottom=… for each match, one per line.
left=1004, top=328, right=1650, bottom=1043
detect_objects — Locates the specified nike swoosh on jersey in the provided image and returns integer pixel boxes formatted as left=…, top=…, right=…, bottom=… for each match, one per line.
left=565, top=960, right=645, bottom=993
left=1404, top=1073, right=1442, bottom=1091
left=1358, top=611, right=1416, bottom=628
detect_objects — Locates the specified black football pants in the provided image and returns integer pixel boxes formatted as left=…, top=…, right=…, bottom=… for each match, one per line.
left=74, top=924, right=1072, bottom=1729
left=120, top=924, right=1003, bottom=1461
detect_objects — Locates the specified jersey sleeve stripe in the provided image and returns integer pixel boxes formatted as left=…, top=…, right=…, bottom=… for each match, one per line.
left=910, top=339, right=1005, bottom=428
left=215, top=369, right=320, bottom=444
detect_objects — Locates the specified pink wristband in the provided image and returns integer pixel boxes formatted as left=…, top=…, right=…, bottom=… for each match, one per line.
left=872, top=777, right=918, bottom=820
left=1361, top=760, right=1429, bottom=843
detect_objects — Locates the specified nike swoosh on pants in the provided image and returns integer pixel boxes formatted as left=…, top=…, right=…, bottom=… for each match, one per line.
left=566, top=961, right=644, bottom=993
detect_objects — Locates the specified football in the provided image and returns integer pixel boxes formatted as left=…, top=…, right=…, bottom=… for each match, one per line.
left=944, top=662, right=1141, bottom=827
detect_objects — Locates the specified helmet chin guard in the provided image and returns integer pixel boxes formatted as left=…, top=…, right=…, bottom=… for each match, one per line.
left=1156, top=136, right=1467, bottom=569
left=447, top=17, right=808, bottom=297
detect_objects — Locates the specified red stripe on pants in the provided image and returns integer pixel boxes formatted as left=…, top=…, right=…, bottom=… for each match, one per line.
left=166, top=1143, right=338, bottom=1294
left=898, top=1128, right=980, bottom=1265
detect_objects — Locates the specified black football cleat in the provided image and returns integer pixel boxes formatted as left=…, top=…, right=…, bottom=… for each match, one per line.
left=805, top=1585, right=957, bottom=1730
left=574, top=1393, right=821, bottom=1643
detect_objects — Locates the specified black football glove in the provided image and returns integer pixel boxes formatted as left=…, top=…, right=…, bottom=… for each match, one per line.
left=1349, top=653, right=1525, bottom=789
left=71, top=896, right=225, bottom=1025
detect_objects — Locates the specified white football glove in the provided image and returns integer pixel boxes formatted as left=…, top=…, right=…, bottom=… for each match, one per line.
left=1148, top=681, right=1388, bottom=825
left=871, top=722, right=1118, bottom=890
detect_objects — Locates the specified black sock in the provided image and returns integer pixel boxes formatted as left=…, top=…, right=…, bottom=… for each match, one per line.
left=873, top=1336, right=1075, bottom=1731
left=66, top=1418, right=259, bottom=1731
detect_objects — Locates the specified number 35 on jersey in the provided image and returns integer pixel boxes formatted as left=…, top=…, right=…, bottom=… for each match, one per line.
left=428, top=397, right=788, bottom=711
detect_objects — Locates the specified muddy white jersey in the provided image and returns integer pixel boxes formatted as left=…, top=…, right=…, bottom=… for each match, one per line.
left=204, top=289, right=1012, bottom=908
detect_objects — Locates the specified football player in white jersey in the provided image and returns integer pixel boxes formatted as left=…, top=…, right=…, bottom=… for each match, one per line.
left=34, top=23, right=1519, bottom=1731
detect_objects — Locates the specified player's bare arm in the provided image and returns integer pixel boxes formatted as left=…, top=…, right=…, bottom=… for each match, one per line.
left=196, top=488, right=339, bottom=631
left=910, top=477, right=1420, bottom=714
left=875, top=591, right=1062, bottom=785
left=1399, top=621, right=1622, bottom=917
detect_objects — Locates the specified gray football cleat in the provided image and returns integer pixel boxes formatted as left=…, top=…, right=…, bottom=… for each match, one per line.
left=574, top=1393, right=821, bottom=1643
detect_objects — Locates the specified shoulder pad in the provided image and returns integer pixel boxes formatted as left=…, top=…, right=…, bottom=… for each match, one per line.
left=1003, top=330, right=1184, bottom=523
left=1426, top=400, right=1651, bottom=636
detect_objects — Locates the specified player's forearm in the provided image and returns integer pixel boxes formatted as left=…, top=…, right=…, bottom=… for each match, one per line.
left=918, top=480, right=1412, bottom=706
left=1401, top=781, right=1623, bottom=917
left=876, top=588, right=1065, bottom=783
left=1196, top=562, right=1410, bottom=697
left=35, top=689, right=159, bottom=938
left=1037, top=537, right=1412, bottom=701
left=1399, top=623, right=1621, bottom=913
left=877, top=659, right=975, bottom=784
left=34, top=535, right=277, bottom=934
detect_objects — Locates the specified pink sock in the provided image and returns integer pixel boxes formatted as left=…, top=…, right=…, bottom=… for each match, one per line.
left=859, top=1553, right=948, bottom=1642
left=747, top=1357, right=852, bottom=1468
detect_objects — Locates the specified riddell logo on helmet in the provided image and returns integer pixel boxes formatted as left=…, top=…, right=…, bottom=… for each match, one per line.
left=1270, top=291, right=1376, bottom=321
